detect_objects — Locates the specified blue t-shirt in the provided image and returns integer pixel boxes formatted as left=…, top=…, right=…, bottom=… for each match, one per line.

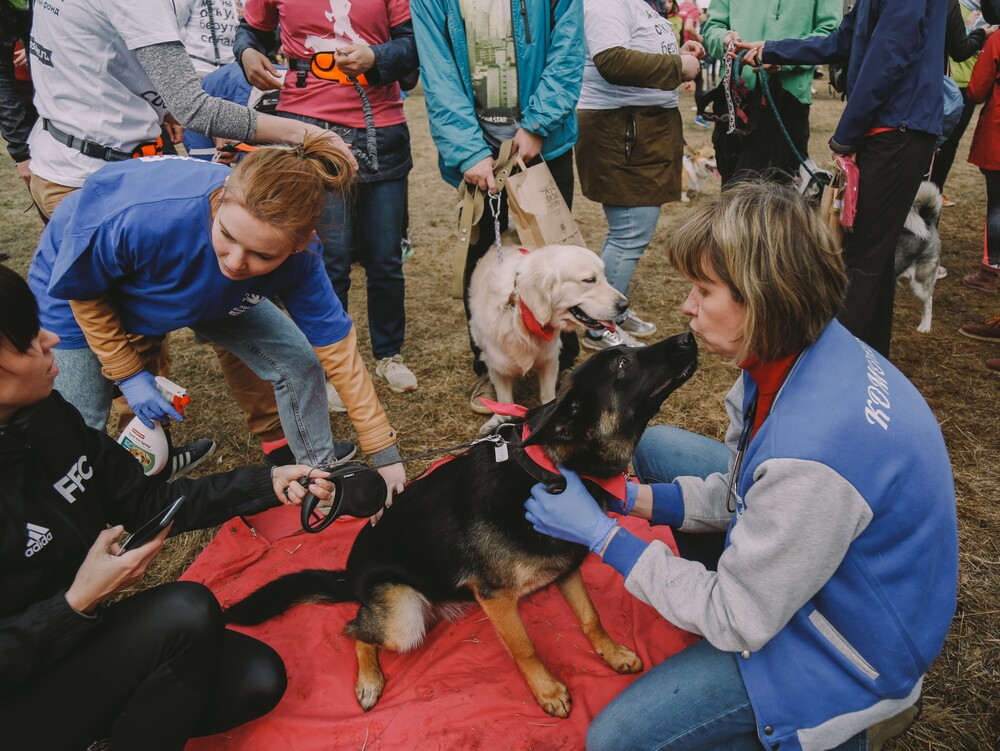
left=28, top=156, right=352, bottom=349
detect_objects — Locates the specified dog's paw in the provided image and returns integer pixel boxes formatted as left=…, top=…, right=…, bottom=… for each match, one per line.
left=355, top=674, right=386, bottom=711
left=600, top=643, right=644, bottom=674
left=917, top=322, right=931, bottom=334
left=534, top=680, right=572, bottom=719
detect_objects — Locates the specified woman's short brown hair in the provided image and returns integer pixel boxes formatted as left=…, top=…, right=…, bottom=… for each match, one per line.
left=666, top=180, right=847, bottom=362
left=212, top=133, right=356, bottom=247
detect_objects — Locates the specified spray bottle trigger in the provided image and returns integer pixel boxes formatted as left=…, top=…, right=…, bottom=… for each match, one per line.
left=172, top=393, right=190, bottom=417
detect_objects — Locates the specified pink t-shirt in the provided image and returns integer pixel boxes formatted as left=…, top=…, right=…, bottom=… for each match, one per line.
left=676, top=1, right=699, bottom=44
left=243, top=0, right=409, bottom=127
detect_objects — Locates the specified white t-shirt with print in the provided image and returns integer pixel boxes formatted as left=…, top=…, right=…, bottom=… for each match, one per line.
left=578, top=0, right=680, bottom=111
left=28, top=0, right=179, bottom=187
left=175, top=0, right=242, bottom=79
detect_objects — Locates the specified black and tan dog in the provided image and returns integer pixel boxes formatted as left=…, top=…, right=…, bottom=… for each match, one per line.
left=224, top=333, right=698, bottom=717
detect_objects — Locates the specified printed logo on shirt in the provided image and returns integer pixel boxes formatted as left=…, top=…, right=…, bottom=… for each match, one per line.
left=228, top=293, right=267, bottom=317
left=25, top=523, right=53, bottom=558
left=860, top=344, right=891, bottom=430
left=53, top=455, right=92, bottom=504
left=29, top=37, right=54, bottom=67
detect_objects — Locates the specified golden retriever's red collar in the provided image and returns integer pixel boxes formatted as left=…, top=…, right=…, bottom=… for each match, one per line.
left=518, top=299, right=555, bottom=341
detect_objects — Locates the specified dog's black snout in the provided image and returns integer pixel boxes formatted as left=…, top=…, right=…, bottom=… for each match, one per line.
left=615, top=297, right=629, bottom=316
left=673, top=331, right=696, bottom=349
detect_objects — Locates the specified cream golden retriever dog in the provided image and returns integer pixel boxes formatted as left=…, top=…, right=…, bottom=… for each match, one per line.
left=469, top=244, right=628, bottom=406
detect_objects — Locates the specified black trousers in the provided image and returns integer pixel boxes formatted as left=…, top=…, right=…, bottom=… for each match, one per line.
left=839, top=129, right=936, bottom=357
left=712, top=85, right=811, bottom=185
left=463, top=148, right=580, bottom=376
left=0, top=582, right=286, bottom=751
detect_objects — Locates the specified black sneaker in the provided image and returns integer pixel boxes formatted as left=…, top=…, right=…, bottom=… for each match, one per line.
left=264, top=441, right=358, bottom=467
left=166, top=438, right=216, bottom=482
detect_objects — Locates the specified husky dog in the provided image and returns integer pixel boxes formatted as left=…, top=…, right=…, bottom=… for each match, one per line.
left=894, top=181, right=943, bottom=334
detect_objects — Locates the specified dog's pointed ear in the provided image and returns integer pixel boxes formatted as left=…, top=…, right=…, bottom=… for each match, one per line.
left=523, top=398, right=575, bottom=446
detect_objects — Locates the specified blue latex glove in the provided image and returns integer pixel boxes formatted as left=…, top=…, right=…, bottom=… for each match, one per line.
left=117, top=370, right=183, bottom=429
left=609, top=481, right=639, bottom=515
left=524, top=467, right=618, bottom=553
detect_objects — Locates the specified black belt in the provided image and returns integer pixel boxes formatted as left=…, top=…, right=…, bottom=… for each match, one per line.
left=42, top=119, right=162, bottom=162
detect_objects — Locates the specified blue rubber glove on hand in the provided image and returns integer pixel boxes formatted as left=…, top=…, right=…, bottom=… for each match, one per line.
left=524, top=467, right=618, bottom=553
left=117, top=370, right=183, bottom=429
left=609, top=481, right=639, bottom=515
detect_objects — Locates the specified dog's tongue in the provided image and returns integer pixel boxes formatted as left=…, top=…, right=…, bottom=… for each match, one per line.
left=601, top=320, right=617, bottom=332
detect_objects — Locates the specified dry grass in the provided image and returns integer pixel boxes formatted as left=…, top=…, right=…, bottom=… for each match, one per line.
left=3, top=84, right=998, bottom=749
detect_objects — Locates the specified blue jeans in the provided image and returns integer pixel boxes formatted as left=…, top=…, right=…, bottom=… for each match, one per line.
left=320, top=177, right=407, bottom=358
left=588, top=640, right=866, bottom=751
left=600, top=204, right=662, bottom=304
left=632, top=425, right=730, bottom=570
left=54, top=301, right=339, bottom=466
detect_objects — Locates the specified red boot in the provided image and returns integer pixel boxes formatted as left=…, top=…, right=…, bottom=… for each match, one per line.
left=962, top=262, right=1000, bottom=294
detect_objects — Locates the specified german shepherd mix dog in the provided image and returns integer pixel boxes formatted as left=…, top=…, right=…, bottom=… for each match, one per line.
left=225, top=333, right=698, bottom=718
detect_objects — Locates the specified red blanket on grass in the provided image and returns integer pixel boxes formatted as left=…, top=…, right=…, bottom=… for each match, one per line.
left=181, top=506, right=698, bottom=751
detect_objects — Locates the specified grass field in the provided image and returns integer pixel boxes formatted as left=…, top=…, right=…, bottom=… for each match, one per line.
left=3, top=83, right=998, bottom=749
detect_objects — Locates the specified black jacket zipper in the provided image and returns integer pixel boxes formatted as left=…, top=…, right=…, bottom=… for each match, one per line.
left=520, top=0, right=531, bottom=44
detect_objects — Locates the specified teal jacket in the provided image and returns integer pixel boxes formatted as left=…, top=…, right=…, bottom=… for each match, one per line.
left=411, top=0, right=584, bottom=187
left=702, top=0, right=842, bottom=104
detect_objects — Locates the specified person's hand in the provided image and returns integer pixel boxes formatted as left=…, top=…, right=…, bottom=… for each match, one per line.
left=680, top=55, right=702, bottom=82
left=524, top=468, right=618, bottom=553
left=241, top=48, right=285, bottom=91
left=212, top=138, right=241, bottom=165
left=464, top=155, right=497, bottom=193
left=271, top=465, right=333, bottom=507
left=985, top=24, right=999, bottom=37
left=162, top=113, right=184, bottom=144
left=723, top=31, right=741, bottom=47
left=680, top=40, right=704, bottom=58
left=13, top=46, right=27, bottom=68
left=831, top=151, right=856, bottom=163
left=16, top=159, right=30, bottom=188
left=371, top=462, right=406, bottom=525
left=335, top=45, right=376, bottom=76
left=733, top=40, right=765, bottom=68
left=117, top=370, right=183, bottom=428
left=512, top=128, right=543, bottom=163
left=65, top=525, right=169, bottom=614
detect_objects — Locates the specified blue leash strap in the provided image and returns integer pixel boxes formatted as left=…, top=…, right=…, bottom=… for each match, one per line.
left=756, top=66, right=825, bottom=189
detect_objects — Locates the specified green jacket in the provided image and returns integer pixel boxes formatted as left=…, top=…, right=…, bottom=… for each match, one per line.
left=702, top=0, right=842, bottom=104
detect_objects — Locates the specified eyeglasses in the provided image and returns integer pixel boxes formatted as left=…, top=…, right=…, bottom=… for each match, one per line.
left=726, top=396, right=758, bottom=514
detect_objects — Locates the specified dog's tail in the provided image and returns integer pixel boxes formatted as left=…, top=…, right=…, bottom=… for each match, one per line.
left=223, top=569, right=353, bottom=625
left=904, top=181, right=943, bottom=239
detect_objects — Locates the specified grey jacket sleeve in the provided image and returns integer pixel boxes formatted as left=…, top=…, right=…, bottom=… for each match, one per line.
left=625, top=457, right=873, bottom=652
left=134, top=41, right=258, bottom=142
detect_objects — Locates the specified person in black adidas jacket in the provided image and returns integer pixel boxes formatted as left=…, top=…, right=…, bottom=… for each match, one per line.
left=0, top=264, right=333, bottom=750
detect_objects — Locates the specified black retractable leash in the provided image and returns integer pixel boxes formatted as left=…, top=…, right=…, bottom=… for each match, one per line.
left=297, top=429, right=519, bottom=533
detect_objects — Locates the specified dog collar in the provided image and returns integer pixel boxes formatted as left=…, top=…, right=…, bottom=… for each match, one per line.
left=518, top=300, right=555, bottom=341
left=479, top=399, right=631, bottom=501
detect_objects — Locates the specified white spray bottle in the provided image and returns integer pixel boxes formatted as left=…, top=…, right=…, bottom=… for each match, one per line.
left=117, top=376, right=190, bottom=476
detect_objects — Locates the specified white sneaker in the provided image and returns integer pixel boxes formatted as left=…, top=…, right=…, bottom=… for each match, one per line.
left=326, top=381, right=347, bottom=413
left=375, top=354, right=418, bottom=393
left=581, top=327, right=642, bottom=351
left=619, top=310, right=657, bottom=337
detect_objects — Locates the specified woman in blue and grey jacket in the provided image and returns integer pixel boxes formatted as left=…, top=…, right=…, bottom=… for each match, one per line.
left=524, top=181, right=957, bottom=751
